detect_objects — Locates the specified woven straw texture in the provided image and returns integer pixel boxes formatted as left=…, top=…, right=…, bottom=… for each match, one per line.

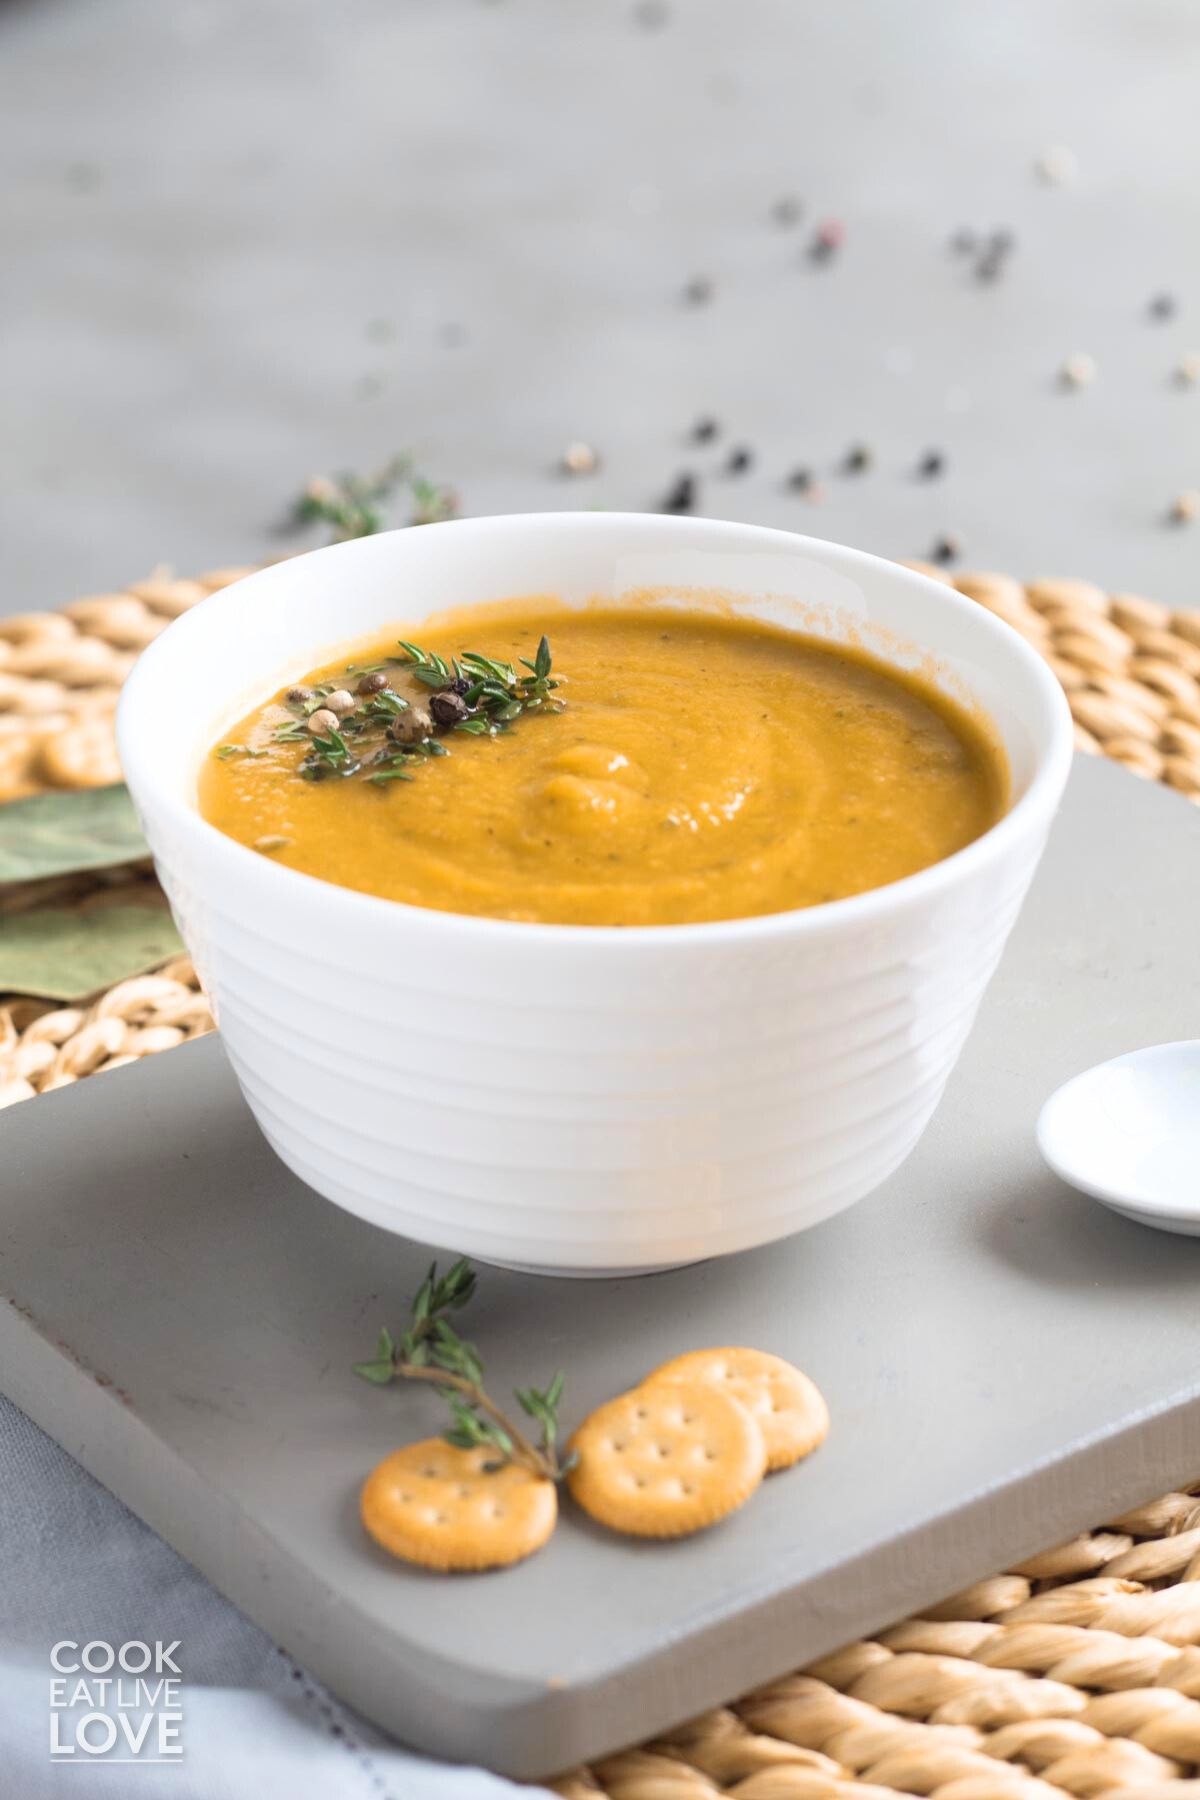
left=3, top=562, right=1200, bottom=1800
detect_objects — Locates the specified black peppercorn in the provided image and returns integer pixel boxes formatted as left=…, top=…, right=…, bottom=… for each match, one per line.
left=691, top=416, right=719, bottom=443
left=1149, top=292, right=1177, bottom=322
left=683, top=276, right=713, bottom=306
left=786, top=467, right=813, bottom=492
left=918, top=450, right=946, bottom=479
left=726, top=446, right=753, bottom=475
left=844, top=444, right=873, bottom=474
left=662, top=473, right=696, bottom=513
left=430, top=690, right=471, bottom=729
left=810, top=219, right=844, bottom=260
left=357, top=672, right=389, bottom=695
left=930, top=534, right=962, bottom=565
left=286, top=686, right=313, bottom=706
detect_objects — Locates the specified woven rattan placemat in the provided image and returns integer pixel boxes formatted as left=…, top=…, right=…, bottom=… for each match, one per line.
left=4, top=562, right=1200, bottom=1797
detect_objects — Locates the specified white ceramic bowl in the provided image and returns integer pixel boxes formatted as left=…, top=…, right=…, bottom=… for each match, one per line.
left=117, top=514, right=1072, bottom=1274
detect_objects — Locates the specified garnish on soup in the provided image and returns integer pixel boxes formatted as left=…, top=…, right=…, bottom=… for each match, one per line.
left=216, top=633, right=562, bottom=791
left=200, top=600, right=1008, bottom=925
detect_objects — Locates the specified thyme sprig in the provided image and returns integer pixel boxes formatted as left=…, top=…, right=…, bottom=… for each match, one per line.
left=292, top=455, right=459, bottom=542
left=396, top=633, right=564, bottom=740
left=353, top=1259, right=574, bottom=1483
left=302, top=726, right=359, bottom=780
left=218, top=637, right=565, bottom=787
left=287, top=636, right=563, bottom=786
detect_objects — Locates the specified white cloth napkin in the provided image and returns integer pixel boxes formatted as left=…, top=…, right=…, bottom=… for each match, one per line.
left=0, top=1394, right=543, bottom=1799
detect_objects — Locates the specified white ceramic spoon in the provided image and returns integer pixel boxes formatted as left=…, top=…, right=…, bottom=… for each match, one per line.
left=1037, top=1041, right=1200, bottom=1233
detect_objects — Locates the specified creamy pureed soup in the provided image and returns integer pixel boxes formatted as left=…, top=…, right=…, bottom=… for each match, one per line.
left=198, top=601, right=1008, bottom=926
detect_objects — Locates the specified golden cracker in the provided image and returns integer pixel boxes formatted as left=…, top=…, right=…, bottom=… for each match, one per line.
left=567, top=1379, right=766, bottom=1538
left=643, top=1346, right=828, bottom=1472
left=360, top=1439, right=557, bottom=1571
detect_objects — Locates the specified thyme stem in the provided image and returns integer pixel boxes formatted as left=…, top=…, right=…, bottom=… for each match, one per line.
left=392, top=1362, right=557, bottom=1481
left=353, top=1258, right=574, bottom=1481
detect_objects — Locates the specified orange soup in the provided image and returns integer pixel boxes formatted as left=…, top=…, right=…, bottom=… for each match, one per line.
left=198, top=601, right=1007, bottom=926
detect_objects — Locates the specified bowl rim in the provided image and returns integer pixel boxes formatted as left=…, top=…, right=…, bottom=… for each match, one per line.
left=116, top=511, right=1075, bottom=947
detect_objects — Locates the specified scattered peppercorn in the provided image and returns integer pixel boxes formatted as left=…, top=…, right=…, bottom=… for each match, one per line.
left=430, top=690, right=471, bottom=729
left=357, top=672, right=389, bottom=695
left=390, top=705, right=433, bottom=745
left=930, top=535, right=962, bottom=565
left=843, top=444, right=873, bottom=474
left=918, top=450, right=946, bottom=479
left=975, top=229, right=1015, bottom=283
left=691, top=415, right=719, bottom=443
left=633, top=0, right=669, bottom=28
left=1035, top=145, right=1077, bottom=185
left=683, top=275, right=714, bottom=306
left=1060, top=351, right=1097, bottom=388
left=786, top=467, right=813, bottom=492
left=662, top=473, right=696, bottom=513
left=287, top=686, right=314, bottom=706
left=561, top=441, right=599, bottom=475
left=949, top=228, right=976, bottom=255
left=308, top=707, right=341, bottom=736
left=726, top=446, right=753, bottom=475
left=809, top=219, right=844, bottom=261
left=771, top=195, right=803, bottom=227
left=1149, top=293, right=1178, bottom=322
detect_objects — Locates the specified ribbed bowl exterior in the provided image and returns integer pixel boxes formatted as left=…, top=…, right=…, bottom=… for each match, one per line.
left=139, top=804, right=1048, bottom=1272
left=118, top=516, right=1072, bottom=1273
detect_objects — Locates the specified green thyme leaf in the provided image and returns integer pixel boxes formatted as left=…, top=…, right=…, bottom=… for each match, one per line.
left=351, top=1358, right=396, bottom=1386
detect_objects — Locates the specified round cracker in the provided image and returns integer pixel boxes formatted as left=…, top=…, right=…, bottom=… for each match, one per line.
left=361, top=1439, right=557, bottom=1571
left=567, top=1380, right=766, bottom=1538
left=643, top=1347, right=828, bottom=1472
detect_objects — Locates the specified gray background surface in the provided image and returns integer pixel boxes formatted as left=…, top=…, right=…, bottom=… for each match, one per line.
left=2, top=0, right=1199, bottom=616
left=4, top=754, right=1200, bottom=1778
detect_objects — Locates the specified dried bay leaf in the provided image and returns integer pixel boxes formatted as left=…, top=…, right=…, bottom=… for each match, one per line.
left=0, top=904, right=183, bottom=1001
left=0, top=784, right=148, bottom=885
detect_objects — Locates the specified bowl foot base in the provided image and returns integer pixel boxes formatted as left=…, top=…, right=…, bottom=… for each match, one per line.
left=479, top=1255, right=703, bottom=1280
